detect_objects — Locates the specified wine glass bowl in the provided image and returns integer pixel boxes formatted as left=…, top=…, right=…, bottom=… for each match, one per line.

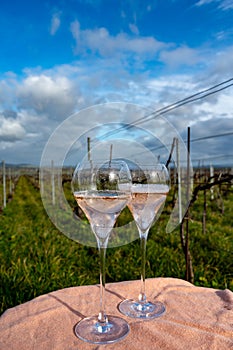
left=72, top=159, right=131, bottom=344
left=118, top=163, right=169, bottom=319
left=129, top=165, right=169, bottom=235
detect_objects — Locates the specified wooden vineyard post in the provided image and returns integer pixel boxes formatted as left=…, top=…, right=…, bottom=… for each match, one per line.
left=186, top=127, right=194, bottom=283
left=202, top=166, right=208, bottom=235
left=203, top=187, right=207, bottom=235
left=40, top=166, right=44, bottom=196
left=87, top=137, right=91, bottom=161
left=210, top=165, right=214, bottom=200
left=51, top=160, right=55, bottom=206
left=180, top=127, right=194, bottom=283
left=2, top=160, right=6, bottom=208
left=176, top=138, right=182, bottom=224
left=109, top=144, right=113, bottom=166
left=8, top=167, right=12, bottom=196
left=87, top=136, right=93, bottom=170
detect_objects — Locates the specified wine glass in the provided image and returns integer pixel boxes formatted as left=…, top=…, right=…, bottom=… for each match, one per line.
left=71, top=159, right=131, bottom=344
left=118, top=163, right=169, bottom=319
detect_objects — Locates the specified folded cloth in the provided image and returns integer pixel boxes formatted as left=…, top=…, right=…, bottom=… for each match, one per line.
left=0, top=278, right=233, bottom=349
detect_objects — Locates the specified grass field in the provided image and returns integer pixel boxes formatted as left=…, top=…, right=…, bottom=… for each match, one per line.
left=0, top=174, right=232, bottom=315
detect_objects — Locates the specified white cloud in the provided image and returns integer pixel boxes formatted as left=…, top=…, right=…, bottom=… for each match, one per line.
left=0, top=32, right=232, bottom=165
left=0, top=113, right=26, bottom=142
left=219, top=0, right=233, bottom=10
left=70, top=20, right=167, bottom=57
left=17, top=74, right=77, bottom=119
left=195, top=0, right=233, bottom=10
left=129, top=23, right=139, bottom=35
left=0, top=74, right=18, bottom=109
left=50, top=12, right=61, bottom=35
left=195, top=0, right=214, bottom=5
left=159, top=46, right=202, bottom=68
left=69, top=20, right=213, bottom=74
left=209, top=45, right=233, bottom=75
left=193, top=91, right=233, bottom=120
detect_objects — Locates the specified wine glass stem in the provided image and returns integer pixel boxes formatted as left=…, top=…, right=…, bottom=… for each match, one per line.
left=139, top=233, right=148, bottom=303
left=98, top=245, right=108, bottom=323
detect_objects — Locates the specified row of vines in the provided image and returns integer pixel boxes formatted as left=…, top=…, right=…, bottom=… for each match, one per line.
left=0, top=163, right=233, bottom=315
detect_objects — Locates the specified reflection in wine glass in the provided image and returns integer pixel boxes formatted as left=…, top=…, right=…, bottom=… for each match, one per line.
left=118, top=163, right=169, bottom=319
left=72, top=159, right=131, bottom=344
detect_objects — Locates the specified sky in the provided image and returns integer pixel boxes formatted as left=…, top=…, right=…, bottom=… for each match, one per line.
left=0, top=0, right=233, bottom=167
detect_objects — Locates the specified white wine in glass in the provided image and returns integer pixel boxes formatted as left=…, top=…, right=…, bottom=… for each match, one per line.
left=118, top=163, right=169, bottom=319
left=72, top=159, right=131, bottom=344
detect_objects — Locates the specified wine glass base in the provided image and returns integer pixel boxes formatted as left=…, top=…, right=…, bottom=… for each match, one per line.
left=118, top=299, right=166, bottom=319
left=74, top=315, right=130, bottom=344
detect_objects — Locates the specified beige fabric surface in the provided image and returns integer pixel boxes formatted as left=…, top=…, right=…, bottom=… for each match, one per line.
left=0, top=277, right=233, bottom=349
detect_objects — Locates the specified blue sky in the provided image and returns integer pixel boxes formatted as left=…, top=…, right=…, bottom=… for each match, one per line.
left=0, top=0, right=233, bottom=166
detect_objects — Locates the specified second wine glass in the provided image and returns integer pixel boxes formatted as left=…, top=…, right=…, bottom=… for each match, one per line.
left=118, top=163, right=169, bottom=319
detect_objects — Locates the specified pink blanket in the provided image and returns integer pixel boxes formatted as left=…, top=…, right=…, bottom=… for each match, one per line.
left=1, top=278, right=233, bottom=349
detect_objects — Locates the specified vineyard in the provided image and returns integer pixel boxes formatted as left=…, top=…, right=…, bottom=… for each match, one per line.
left=0, top=165, right=233, bottom=316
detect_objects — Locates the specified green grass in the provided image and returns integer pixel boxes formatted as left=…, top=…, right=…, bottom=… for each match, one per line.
left=0, top=176, right=100, bottom=314
left=0, top=175, right=232, bottom=315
